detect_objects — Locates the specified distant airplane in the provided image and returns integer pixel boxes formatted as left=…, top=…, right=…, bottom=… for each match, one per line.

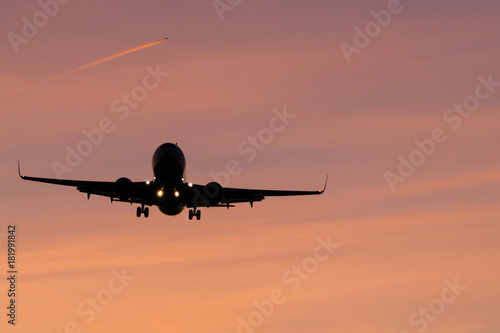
left=18, top=143, right=326, bottom=220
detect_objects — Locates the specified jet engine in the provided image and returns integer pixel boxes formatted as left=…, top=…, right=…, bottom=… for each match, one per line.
left=114, top=177, right=133, bottom=201
left=204, top=182, right=223, bottom=205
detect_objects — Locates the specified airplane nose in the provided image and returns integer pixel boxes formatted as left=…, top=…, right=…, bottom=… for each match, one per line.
left=152, top=143, right=186, bottom=183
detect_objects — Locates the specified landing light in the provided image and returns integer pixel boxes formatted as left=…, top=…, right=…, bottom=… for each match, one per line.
left=157, top=190, right=163, bottom=197
left=188, top=183, right=193, bottom=187
left=146, top=181, right=150, bottom=185
left=174, top=191, right=180, bottom=197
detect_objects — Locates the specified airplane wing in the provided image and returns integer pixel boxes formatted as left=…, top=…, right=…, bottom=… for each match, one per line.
left=18, top=159, right=327, bottom=216
left=18, top=161, right=153, bottom=205
left=190, top=176, right=327, bottom=208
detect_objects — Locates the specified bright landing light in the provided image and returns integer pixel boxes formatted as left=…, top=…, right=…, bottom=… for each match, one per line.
left=174, top=191, right=180, bottom=197
left=157, top=190, right=163, bottom=197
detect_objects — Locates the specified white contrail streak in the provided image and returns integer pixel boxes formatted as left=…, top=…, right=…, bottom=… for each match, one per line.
left=1, top=38, right=167, bottom=98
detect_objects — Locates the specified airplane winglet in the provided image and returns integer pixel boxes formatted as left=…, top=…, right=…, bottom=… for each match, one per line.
left=17, top=159, right=24, bottom=178
left=319, top=175, right=328, bottom=194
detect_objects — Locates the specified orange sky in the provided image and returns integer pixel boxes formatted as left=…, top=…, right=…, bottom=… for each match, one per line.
left=1, top=1, right=500, bottom=332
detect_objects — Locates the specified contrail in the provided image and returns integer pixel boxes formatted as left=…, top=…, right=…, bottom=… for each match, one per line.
left=47, top=38, right=167, bottom=81
left=1, top=38, right=167, bottom=98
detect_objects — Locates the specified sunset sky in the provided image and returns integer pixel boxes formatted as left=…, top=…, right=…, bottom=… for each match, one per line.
left=1, top=0, right=499, bottom=332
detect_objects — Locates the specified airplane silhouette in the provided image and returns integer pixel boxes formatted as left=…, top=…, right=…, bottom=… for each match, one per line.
left=19, top=143, right=327, bottom=220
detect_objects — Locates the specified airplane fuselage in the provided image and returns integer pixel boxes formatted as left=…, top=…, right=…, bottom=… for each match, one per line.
left=151, top=143, right=189, bottom=215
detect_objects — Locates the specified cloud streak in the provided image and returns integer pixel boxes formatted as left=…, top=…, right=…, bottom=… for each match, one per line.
left=1, top=38, right=167, bottom=98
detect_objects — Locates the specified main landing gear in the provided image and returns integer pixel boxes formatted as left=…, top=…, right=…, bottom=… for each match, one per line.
left=136, top=204, right=149, bottom=218
left=188, top=208, right=201, bottom=220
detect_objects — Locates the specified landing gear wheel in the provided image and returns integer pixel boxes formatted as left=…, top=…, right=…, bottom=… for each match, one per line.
left=136, top=205, right=149, bottom=218
left=188, top=209, right=194, bottom=220
left=196, top=210, right=201, bottom=220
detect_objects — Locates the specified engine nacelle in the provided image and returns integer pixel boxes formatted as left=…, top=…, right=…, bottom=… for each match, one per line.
left=204, top=182, right=223, bottom=206
left=114, top=177, right=133, bottom=201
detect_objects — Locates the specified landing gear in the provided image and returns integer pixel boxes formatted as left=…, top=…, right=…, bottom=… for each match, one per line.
left=188, top=208, right=201, bottom=220
left=136, top=205, right=149, bottom=218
